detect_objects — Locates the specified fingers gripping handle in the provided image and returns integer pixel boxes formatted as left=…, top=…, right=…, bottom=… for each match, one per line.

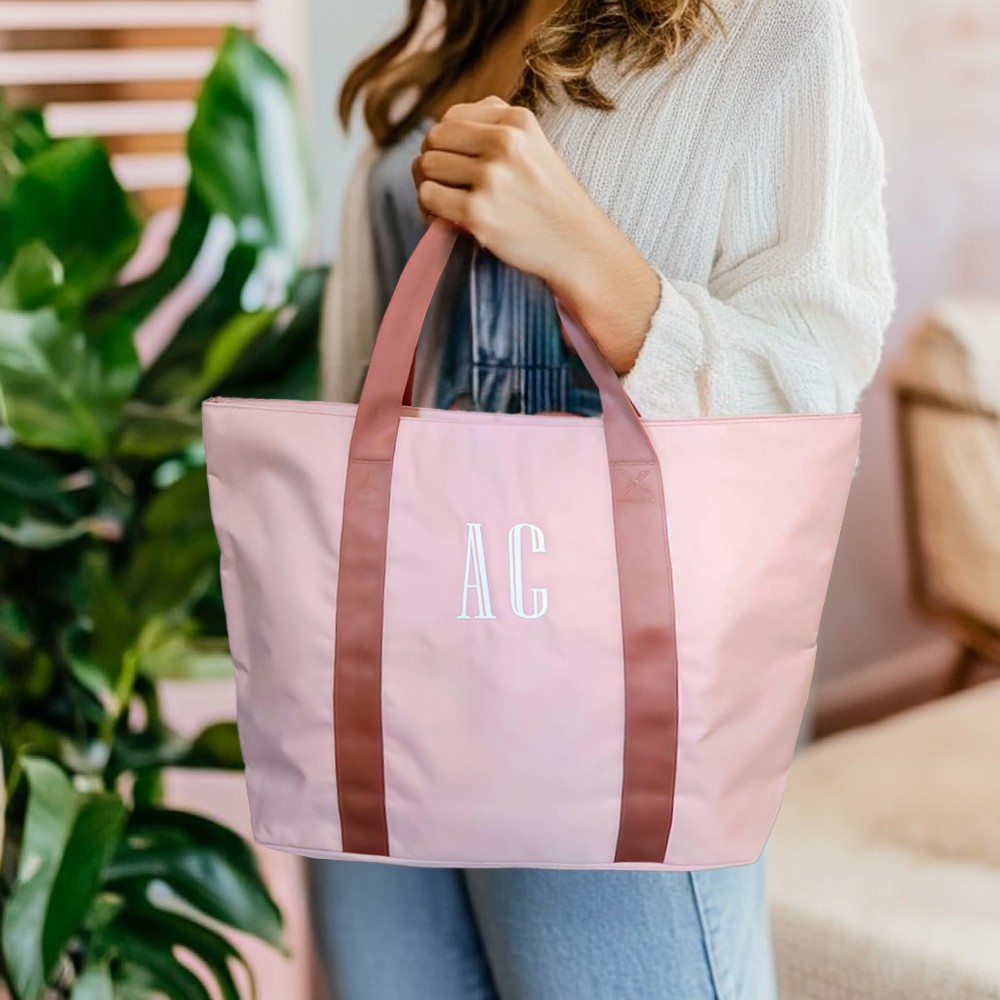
left=356, top=219, right=650, bottom=463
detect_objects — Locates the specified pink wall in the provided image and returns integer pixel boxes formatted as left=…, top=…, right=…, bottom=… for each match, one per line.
left=816, top=0, right=1000, bottom=683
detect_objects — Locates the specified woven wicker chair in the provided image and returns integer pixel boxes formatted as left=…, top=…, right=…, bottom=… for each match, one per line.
left=892, top=300, right=1000, bottom=689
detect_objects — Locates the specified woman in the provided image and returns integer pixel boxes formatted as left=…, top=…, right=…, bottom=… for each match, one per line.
left=313, top=0, right=895, bottom=997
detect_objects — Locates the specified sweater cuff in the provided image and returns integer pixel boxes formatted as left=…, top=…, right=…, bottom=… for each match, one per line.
left=619, top=268, right=706, bottom=418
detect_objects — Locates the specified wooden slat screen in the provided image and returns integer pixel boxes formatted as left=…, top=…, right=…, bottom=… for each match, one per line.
left=0, top=0, right=259, bottom=211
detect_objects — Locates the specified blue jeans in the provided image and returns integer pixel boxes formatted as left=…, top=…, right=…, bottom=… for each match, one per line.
left=307, top=854, right=776, bottom=999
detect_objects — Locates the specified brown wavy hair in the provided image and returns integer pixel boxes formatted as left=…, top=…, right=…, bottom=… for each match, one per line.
left=340, top=0, right=725, bottom=148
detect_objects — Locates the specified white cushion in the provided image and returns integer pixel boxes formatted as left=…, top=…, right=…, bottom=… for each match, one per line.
left=769, top=684, right=1000, bottom=999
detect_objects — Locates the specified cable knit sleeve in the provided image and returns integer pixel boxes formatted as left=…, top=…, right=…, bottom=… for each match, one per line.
left=620, top=5, right=897, bottom=418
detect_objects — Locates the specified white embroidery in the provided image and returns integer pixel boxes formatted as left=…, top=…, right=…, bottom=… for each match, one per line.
left=457, top=522, right=497, bottom=620
left=458, top=521, right=548, bottom=621
left=508, top=523, right=548, bottom=620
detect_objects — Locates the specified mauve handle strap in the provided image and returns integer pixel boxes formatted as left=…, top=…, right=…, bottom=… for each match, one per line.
left=334, top=219, right=678, bottom=863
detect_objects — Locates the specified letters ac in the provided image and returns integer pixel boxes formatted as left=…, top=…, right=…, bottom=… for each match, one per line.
left=458, top=522, right=548, bottom=621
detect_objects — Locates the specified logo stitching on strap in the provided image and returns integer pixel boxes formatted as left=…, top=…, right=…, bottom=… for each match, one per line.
left=622, top=469, right=650, bottom=494
left=616, top=465, right=656, bottom=504
left=350, top=468, right=386, bottom=509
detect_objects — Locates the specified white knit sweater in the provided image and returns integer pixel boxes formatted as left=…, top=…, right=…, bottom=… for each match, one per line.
left=320, top=0, right=897, bottom=419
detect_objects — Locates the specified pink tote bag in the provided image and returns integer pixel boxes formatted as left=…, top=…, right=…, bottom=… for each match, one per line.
left=202, top=220, right=861, bottom=870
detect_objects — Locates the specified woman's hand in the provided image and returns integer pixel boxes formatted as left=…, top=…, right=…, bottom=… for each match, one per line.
left=413, top=96, right=661, bottom=375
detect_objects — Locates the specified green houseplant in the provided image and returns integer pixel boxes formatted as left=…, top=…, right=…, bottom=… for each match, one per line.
left=0, top=30, right=325, bottom=998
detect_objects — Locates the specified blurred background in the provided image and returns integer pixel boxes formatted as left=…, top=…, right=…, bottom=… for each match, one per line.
left=1, top=1, right=998, bottom=998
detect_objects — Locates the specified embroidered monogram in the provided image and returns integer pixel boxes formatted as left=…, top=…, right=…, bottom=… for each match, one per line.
left=458, top=521, right=548, bottom=620
left=457, top=523, right=496, bottom=620
left=508, top=523, right=548, bottom=620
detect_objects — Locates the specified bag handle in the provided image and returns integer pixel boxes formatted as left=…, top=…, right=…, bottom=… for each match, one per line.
left=333, top=219, right=679, bottom=864
left=355, top=220, right=649, bottom=457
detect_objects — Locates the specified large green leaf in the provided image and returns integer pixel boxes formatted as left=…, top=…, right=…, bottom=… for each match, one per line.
left=1, top=758, right=126, bottom=1000
left=125, top=468, right=218, bottom=616
left=134, top=241, right=258, bottom=406
left=2, top=721, right=64, bottom=772
left=99, top=902, right=249, bottom=1000
left=78, top=549, right=142, bottom=695
left=112, top=960, right=208, bottom=1000
left=0, top=306, right=139, bottom=455
left=0, top=516, right=91, bottom=549
left=112, top=721, right=243, bottom=775
left=137, top=255, right=323, bottom=409
left=112, top=947, right=212, bottom=1000
left=199, top=308, right=279, bottom=394
left=139, top=636, right=234, bottom=682
left=0, top=137, right=140, bottom=300
left=189, top=29, right=310, bottom=267
left=0, top=37, right=311, bottom=997
left=70, top=962, right=114, bottom=1000
left=182, top=721, right=243, bottom=768
left=0, top=599, right=32, bottom=663
left=116, top=401, right=203, bottom=459
left=0, top=242, right=63, bottom=310
left=1, top=744, right=6, bottom=871
left=0, top=446, right=73, bottom=511
left=105, top=808, right=284, bottom=950
left=0, top=460, right=92, bottom=564
left=0, top=101, right=50, bottom=159
left=89, top=192, right=212, bottom=339
left=210, top=265, right=325, bottom=401
left=0, top=309, right=103, bottom=454
left=74, top=605, right=207, bottom=740
left=132, top=31, right=313, bottom=408
left=0, top=445, right=78, bottom=534
left=0, top=99, right=51, bottom=196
